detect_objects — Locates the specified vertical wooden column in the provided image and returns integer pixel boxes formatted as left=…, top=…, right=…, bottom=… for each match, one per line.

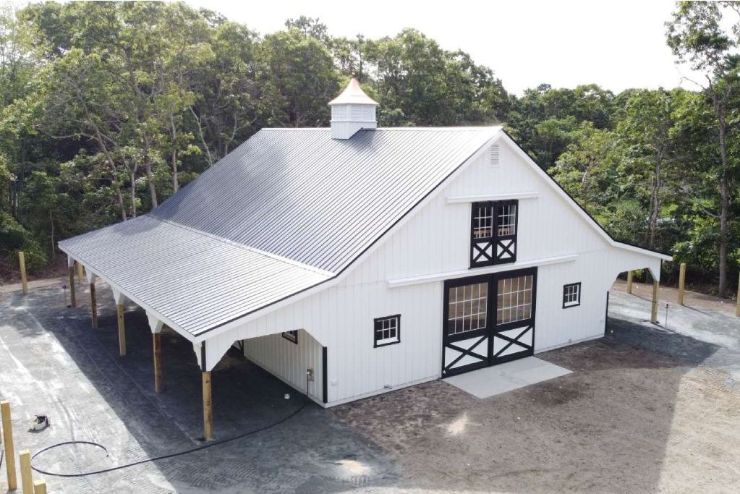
left=19, top=450, right=32, bottom=494
left=736, top=272, right=740, bottom=318
left=678, top=262, right=687, bottom=306
left=651, top=279, right=659, bottom=323
left=76, top=261, right=84, bottom=283
left=626, top=271, right=633, bottom=294
left=90, top=282, right=98, bottom=328
left=18, top=251, right=28, bottom=295
left=1, top=401, right=17, bottom=491
left=68, top=264, right=76, bottom=308
left=117, top=304, right=126, bottom=356
left=202, top=371, right=213, bottom=441
left=33, top=480, right=47, bottom=494
left=153, top=333, right=163, bottom=393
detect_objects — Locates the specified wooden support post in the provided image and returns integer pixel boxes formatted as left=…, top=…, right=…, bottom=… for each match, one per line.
left=202, top=371, right=213, bottom=441
left=736, top=272, right=740, bottom=318
left=153, top=333, right=163, bottom=393
left=33, top=480, right=47, bottom=494
left=18, top=251, right=28, bottom=295
left=1, top=401, right=17, bottom=491
left=626, top=271, right=633, bottom=294
left=678, top=262, right=687, bottom=306
left=19, top=450, right=32, bottom=494
left=68, top=265, right=76, bottom=308
left=90, top=282, right=98, bottom=328
left=651, top=279, right=659, bottom=323
left=117, top=304, right=126, bottom=357
left=76, top=261, right=84, bottom=283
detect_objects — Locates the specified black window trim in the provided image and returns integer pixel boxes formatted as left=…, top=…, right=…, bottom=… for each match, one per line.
left=470, top=199, right=519, bottom=268
left=562, top=282, right=582, bottom=309
left=373, top=314, right=401, bottom=348
left=281, top=329, right=299, bottom=344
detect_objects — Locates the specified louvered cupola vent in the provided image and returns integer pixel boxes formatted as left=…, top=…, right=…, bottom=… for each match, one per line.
left=329, top=78, right=379, bottom=140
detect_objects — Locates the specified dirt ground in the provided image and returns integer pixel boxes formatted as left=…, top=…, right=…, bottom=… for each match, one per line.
left=332, top=288, right=740, bottom=493
left=0, top=280, right=738, bottom=493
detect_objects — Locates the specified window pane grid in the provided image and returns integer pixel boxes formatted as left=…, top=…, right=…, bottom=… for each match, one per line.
left=497, top=274, right=533, bottom=324
left=472, top=205, right=493, bottom=239
left=447, top=282, right=488, bottom=335
left=563, top=283, right=581, bottom=307
left=497, top=203, right=517, bottom=236
left=375, top=315, right=400, bottom=345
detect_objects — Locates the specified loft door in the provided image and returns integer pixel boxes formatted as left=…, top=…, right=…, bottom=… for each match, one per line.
left=442, top=267, right=537, bottom=377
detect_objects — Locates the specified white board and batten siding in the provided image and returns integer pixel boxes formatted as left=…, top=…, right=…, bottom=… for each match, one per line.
left=232, top=134, right=664, bottom=406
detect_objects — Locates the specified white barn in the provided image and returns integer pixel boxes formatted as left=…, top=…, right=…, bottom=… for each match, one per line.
left=59, top=79, right=670, bottom=438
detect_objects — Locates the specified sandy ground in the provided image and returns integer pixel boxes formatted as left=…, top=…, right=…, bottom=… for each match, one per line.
left=333, top=286, right=740, bottom=494
left=0, top=279, right=738, bottom=493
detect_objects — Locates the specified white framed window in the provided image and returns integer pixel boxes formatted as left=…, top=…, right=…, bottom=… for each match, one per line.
left=497, top=203, right=517, bottom=236
left=374, top=315, right=400, bottom=347
left=562, top=282, right=581, bottom=308
left=282, top=330, right=298, bottom=344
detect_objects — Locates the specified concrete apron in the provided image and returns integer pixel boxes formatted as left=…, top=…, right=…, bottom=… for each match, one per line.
left=443, top=356, right=572, bottom=399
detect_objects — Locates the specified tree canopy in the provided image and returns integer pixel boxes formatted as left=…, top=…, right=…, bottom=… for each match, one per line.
left=0, top=1, right=737, bottom=297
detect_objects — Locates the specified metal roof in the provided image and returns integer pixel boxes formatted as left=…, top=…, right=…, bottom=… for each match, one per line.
left=154, top=127, right=500, bottom=273
left=59, top=215, right=331, bottom=336
left=60, top=126, right=501, bottom=336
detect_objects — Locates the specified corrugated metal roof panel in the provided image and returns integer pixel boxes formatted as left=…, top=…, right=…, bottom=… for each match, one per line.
left=59, top=215, right=331, bottom=336
left=154, top=127, right=500, bottom=273
left=60, top=126, right=500, bottom=336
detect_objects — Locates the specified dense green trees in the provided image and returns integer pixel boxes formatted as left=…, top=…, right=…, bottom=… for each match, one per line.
left=0, top=1, right=737, bottom=296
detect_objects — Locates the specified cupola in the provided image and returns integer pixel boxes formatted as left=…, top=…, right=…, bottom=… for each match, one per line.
left=329, top=78, right=379, bottom=139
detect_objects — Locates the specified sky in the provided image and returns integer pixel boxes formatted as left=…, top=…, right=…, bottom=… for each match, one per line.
left=183, top=0, right=700, bottom=95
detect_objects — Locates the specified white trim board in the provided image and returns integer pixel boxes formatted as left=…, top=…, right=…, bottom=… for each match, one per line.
left=446, top=191, right=538, bottom=204
left=387, top=254, right=577, bottom=288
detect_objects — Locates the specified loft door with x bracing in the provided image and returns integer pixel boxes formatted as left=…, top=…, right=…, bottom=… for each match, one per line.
left=470, top=200, right=518, bottom=267
left=442, top=268, right=537, bottom=377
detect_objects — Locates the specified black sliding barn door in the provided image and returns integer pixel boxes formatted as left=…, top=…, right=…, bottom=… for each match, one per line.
left=442, top=267, right=537, bottom=377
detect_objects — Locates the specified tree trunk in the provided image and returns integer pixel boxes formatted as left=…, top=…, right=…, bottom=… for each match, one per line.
left=146, top=162, right=158, bottom=208
left=115, top=183, right=127, bottom=221
left=717, top=106, right=729, bottom=297
left=131, top=171, right=137, bottom=218
left=49, top=209, right=55, bottom=260
left=648, top=156, right=661, bottom=249
left=170, top=115, right=179, bottom=193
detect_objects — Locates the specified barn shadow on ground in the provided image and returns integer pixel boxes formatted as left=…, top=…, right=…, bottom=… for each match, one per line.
left=331, top=302, right=724, bottom=493
left=2, top=284, right=398, bottom=493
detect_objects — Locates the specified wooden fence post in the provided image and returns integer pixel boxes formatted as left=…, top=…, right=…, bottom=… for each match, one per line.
left=736, top=272, right=739, bottom=318
left=626, top=271, right=633, bottom=294
left=678, top=263, right=686, bottom=306
left=1, top=400, right=17, bottom=491
left=19, top=450, right=32, bottom=494
left=18, top=251, right=28, bottom=295
left=33, top=480, right=47, bottom=494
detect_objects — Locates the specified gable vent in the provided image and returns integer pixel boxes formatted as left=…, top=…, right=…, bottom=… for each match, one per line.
left=489, top=144, right=500, bottom=167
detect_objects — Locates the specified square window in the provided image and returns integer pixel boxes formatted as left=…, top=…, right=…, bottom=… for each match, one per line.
left=282, top=330, right=298, bottom=344
left=562, top=283, right=581, bottom=308
left=374, top=315, right=400, bottom=347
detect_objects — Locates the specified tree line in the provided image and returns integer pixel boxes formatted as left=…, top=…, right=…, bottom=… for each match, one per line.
left=0, top=1, right=737, bottom=296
